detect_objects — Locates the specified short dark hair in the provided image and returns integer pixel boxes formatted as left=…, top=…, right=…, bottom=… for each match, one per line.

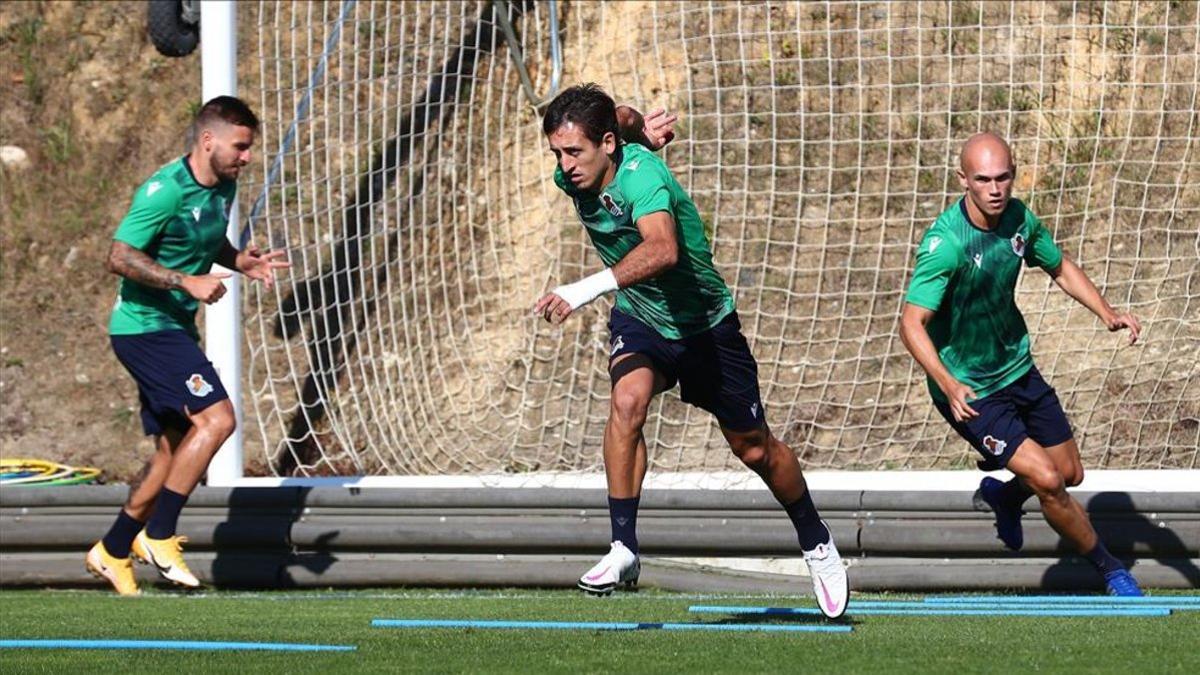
left=542, top=83, right=618, bottom=145
left=194, top=95, right=259, bottom=133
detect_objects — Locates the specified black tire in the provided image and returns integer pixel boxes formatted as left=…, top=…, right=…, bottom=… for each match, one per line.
left=147, top=0, right=198, bottom=58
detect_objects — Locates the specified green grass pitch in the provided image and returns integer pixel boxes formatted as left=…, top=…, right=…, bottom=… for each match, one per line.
left=1, top=588, right=1197, bottom=673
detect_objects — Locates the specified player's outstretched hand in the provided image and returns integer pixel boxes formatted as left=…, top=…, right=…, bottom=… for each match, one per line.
left=642, top=108, right=679, bottom=149
left=944, top=379, right=979, bottom=423
left=1106, top=311, right=1141, bottom=345
left=237, top=245, right=291, bottom=291
left=182, top=272, right=232, bottom=304
left=534, top=292, right=574, bottom=325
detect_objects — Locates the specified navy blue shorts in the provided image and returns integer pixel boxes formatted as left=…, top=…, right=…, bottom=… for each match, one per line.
left=933, top=366, right=1074, bottom=470
left=111, top=330, right=228, bottom=436
left=607, top=308, right=765, bottom=432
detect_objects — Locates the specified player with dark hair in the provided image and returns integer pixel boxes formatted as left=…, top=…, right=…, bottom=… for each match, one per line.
left=537, top=83, right=849, bottom=617
left=86, top=96, right=288, bottom=594
left=899, top=132, right=1143, bottom=596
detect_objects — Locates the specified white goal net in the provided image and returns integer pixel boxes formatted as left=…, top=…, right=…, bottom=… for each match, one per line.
left=240, top=1, right=1200, bottom=477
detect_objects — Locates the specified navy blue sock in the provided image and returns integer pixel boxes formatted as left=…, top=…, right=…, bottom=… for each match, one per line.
left=784, top=490, right=831, bottom=550
left=144, top=488, right=189, bottom=539
left=1084, top=541, right=1125, bottom=576
left=1000, top=477, right=1034, bottom=510
left=608, top=496, right=640, bottom=554
left=101, top=509, right=144, bottom=558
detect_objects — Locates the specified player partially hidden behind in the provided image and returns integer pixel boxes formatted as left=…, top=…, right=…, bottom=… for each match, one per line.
left=86, top=96, right=288, bottom=594
left=535, top=84, right=849, bottom=617
left=899, top=132, right=1144, bottom=596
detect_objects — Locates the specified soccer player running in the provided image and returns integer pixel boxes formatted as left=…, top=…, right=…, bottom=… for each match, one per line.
left=899, top=132, right=1144, bottom=596
left=535, top=84, right=849, bottom=617
left=86, top=96, right=288, bottom=595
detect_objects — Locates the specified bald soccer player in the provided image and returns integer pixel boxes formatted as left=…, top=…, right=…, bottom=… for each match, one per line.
left=899, top=132, right=1144, bottom=596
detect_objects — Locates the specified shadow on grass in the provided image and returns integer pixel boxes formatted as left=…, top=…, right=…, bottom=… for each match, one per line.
left=706, top=611, right=857, bottom=627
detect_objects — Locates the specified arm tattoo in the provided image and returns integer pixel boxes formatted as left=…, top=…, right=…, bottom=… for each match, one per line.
left=110, top=241, right=184, bottom=290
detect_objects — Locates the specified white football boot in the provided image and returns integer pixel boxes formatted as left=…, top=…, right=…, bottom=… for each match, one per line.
left=802, top=521, right=849, bottom=619
left=577, top=541, right=640, bottom=596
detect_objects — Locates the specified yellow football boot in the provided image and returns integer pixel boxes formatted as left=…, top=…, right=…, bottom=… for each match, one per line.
left=85, top=541, right=140, bottom=596
left=132, top=530, right=201, bottom=588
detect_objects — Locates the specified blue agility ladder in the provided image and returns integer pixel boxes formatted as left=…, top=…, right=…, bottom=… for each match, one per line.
left=688, top=605, right=1170, bottom=618
left=0, top=639, right=356, bottom=652
left=927, top=595, right=1200, bottom=605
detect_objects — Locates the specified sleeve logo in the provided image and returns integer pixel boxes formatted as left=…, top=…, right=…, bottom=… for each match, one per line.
left=147, top=181, right=162, bottom=196
left=928, top=236, right=942, bottom=253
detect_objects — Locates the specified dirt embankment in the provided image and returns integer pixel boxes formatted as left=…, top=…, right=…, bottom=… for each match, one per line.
left=1, top=2, right=203, bottom=479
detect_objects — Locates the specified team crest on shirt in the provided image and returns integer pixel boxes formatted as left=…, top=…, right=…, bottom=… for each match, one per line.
left=192, top=206, right=202, bottom=222
left=981, top=435, right=1007, bottom=456
left=600, top=192, right=624, bottom=218
left=186, top=373, right=214, bottom=397
left=1010, top=233, right=1027, bottom=257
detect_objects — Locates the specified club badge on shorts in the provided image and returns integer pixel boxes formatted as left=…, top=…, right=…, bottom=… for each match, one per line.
left=982, top=434, right=1007, bottom=456
left=186, top=373, right=214, bottom=397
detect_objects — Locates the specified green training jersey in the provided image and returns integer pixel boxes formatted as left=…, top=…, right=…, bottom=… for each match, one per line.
left=554, top=142, right=734, bottom=339
left=905, top=197, right=1063, bottom=402
left=109, top=156, right=237, bottom=340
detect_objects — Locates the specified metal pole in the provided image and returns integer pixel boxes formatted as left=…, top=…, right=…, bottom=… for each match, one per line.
left=201, top=0, right=242, bottom=485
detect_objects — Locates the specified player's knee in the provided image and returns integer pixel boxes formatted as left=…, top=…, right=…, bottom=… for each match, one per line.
left=1026, top=465, right=1066, bottom=497
left=195, top=402, right=237, bottom=440
left=728, top=433, right=771, bottom=470
left=609, top=389, right=649, bottom=430
left=1064, top=466, right=1084, bottom=488
left=734, top=443, right=769, bottom=470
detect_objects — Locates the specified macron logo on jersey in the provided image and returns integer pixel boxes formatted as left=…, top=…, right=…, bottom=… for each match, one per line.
left=147, top=181, right=162, bottom=196
left=626, top=159, right=641, bottom=171
left=928, top=236, right=942, bottom=253
left=192, top=207, right=202, bottom=222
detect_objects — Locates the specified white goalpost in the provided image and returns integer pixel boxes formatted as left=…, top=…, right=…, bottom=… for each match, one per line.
left=202, top=0, right=243, bottom=486
left=205, top=1, right=1199, bottom=490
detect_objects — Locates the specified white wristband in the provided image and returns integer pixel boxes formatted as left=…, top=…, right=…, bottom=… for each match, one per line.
left=553, top=268, right=620, bottom=310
